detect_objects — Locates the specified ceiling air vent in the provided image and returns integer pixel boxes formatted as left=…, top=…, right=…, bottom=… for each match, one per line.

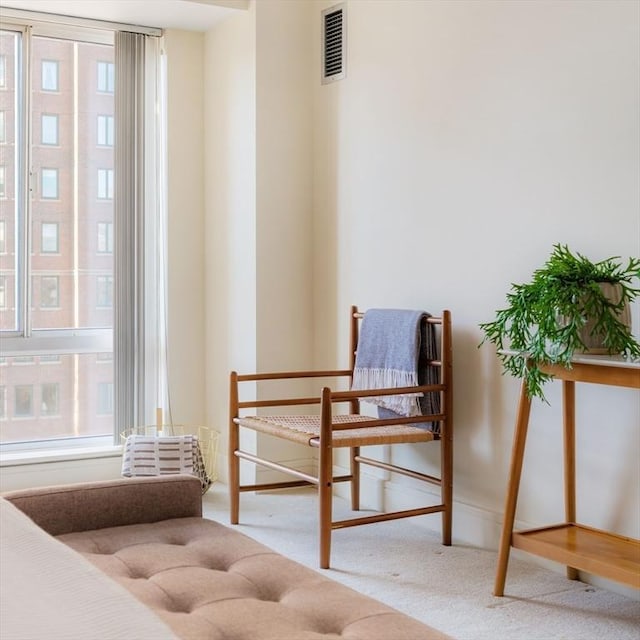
left=322, top=4, right=346, bottom=84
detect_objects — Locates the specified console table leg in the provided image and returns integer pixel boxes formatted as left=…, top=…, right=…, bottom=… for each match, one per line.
left=494, top=379, right=532, bottom=596
left=563, top=380, right=579, bottom=581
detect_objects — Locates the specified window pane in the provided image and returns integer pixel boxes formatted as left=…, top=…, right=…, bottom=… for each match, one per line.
left=0, top=31, right=18, bottom=333
left=41, top=113, right=58, bottom=145
left=41, top=382, right=59, bottom=416
left=39, top=275, right=59, bottom=307
left=14, top=385, right=33, bottom=417
left=97, top=61, right=114, bottom=93
left=97, top=114, right=113, bottom=146
left=1, top=354, right=113, bottom=443
left=30, top=36, right=114, bottom=331
left=97, top=221, right=113, bottom=253
left=41, top=59, right=58, bottom=91
left=96, top=275, right=113, bottom=308
left=41, top=222, right=59, bottom=253
left=97, top=168, right=113, bottom=199
left=41, top=168, right=58, bottom=198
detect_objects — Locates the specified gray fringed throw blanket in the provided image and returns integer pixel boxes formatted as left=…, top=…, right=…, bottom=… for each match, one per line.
left=351, top=308, right=441, bottom=433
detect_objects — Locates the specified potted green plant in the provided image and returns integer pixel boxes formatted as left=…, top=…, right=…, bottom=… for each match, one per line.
left=480, top=244, right=640, bottom=401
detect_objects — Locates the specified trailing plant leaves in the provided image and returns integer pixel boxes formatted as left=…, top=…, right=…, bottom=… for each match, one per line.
left=479, top=244, right=640, bottom=402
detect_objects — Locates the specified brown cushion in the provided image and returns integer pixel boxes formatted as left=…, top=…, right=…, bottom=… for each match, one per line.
left=59, top=517, right=450, bottom=640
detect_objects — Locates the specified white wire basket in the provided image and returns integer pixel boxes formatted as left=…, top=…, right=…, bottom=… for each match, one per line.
left=120, top=424, right=219, bottom=494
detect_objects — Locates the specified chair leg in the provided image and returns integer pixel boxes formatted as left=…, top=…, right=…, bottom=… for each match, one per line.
left=319, top=387, right=333, bottom=569
left=441, top=425, right=453, bottom=546
left=229, top=373, right=240, bottom=525
left=350, top=446, right=360, bottom=511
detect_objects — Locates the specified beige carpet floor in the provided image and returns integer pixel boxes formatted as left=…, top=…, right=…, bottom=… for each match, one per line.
left=202, top=484, right=640, bottom=640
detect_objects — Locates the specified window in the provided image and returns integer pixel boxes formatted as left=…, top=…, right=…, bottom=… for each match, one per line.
left=41, top=168, right=58, bottom=199
left=97, top=168, right=113, bottom=199
left=0, top=166, right=5, bottom=197
left=41, top=59, right=59, bottom=91
left=14, top=385, right=33, bottom=417
left=40, top=275, right=59, bottom=308
left=41, top=383, right=59, bottom=416
left=41, top=113, right=58, bottom=145
left=97, top=61, right=114, bottom=93
left=0, top=275, right=5, bottom=308
left=0, top=110, right=5, bottom=143
left=97, top=381, right=113, bottom=415
left=0, top=386, right=5, bottom=419
left=97, top=221, right=113, bottom=253
left=1, top=18, right=167, bottom=451
left=0, top=55, right=6, bottom=88
left=96, top=275, right=113, bottom=308
left=41, top=222, right=59, bottom=253
left=97, top=114, right=114, bottom=146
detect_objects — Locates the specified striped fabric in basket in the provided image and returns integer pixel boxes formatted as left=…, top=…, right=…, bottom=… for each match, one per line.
left=121, top=434, right=212, bottom=493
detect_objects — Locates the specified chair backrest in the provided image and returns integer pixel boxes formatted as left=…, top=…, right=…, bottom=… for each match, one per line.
left=348, top=305, right=453, bottom=430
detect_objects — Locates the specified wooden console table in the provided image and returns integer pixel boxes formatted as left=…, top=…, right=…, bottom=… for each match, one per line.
left=494, top=354, right=640, bottom=596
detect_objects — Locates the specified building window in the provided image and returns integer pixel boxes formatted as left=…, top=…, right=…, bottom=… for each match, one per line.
left=0, top=55, right=6, bottom=88
left=0, top=220, right=5, bottom=253
left=0, top=110, right=5, bottom=143
left=14, top=385, right=34, bottom=417
left=97, top=382, right=114, bottom=415
left=96, top=275, right=113, bottom=308
left=41, top=113, right=59, bottom=145
left=0, top=166, right=5, bottom=197
left=41, top=59, right=59, bottom=91
left=41, top=168, right=59, bottom=199
left=97, top=221, right=113, bottom=253
left=0, top=386, right=5, bottom=419
left=97, top=168, right=113, bottom=199
left=97, top=61, right=114, bottom=93
left=0, top=275, right=5, bottom=308
left=97, top=114, right=114, bottom=146
left=41, top=383, right=59, bottom=416
left=40, top=355, right=60, bottom=364
left=40, top=275, right=59, bottom=308
left=41, top=222, right=59, bottom=253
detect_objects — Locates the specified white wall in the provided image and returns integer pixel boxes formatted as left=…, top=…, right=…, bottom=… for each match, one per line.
left=165, top=29, right=207, bottom=429
left=201, top=2, right=639, bottom=586
left=312, top=0, right=639, bottom=558
left=203, top=3, right=258, bottom=483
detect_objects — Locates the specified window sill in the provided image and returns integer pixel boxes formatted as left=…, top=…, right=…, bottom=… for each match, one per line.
left=0, top=445, right=123, bottom=467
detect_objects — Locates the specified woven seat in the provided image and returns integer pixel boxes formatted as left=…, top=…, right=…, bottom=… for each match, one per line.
left=235, top=414, right=437, bottom=447
left=229, top=305, right=453, bottom=568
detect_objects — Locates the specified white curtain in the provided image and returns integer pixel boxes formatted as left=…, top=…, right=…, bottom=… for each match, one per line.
left=114, top=31, right=168, bottom=434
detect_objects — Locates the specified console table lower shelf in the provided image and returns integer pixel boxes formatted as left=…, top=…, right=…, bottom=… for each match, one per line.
left=512, top=522, right=640, bottom=588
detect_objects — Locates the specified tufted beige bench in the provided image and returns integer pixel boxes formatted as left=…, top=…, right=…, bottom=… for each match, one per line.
left=4, top=476, right=451, bottom=640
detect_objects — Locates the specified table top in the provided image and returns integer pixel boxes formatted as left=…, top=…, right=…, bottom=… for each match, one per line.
left=499, top=350, right=640, bottom=370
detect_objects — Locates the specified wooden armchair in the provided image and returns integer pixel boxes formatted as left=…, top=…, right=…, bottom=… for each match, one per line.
left=229, top=305, right=453, bottom=568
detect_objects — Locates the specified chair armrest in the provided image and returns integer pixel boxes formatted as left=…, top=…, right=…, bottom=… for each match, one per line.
left=2, top=475, right=202, bottom=536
